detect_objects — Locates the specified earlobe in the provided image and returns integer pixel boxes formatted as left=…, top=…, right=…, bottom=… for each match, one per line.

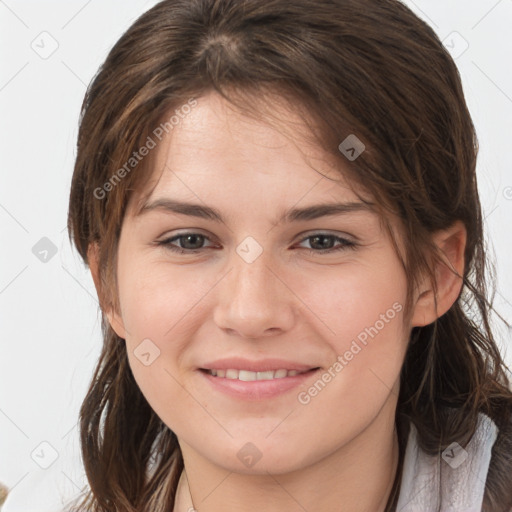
left=87, top=242, right=127, bottom=339
left=410, top=221, right=467, bottom=327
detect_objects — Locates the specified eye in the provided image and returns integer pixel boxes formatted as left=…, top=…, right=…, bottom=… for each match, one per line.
left=297, top=233, right=357, bottom=254
left=157, top=232, right=215, bottom=254
left=157, top=231, right=356, bottom=255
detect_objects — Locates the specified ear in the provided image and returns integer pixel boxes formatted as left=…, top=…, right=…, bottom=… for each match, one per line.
left=410, top=220, right=467, bottom=327
left=87, top=242, right=127, bottom=339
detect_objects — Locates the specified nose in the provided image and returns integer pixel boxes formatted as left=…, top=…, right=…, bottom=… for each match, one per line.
left=213, top=250, right=296, bottom=339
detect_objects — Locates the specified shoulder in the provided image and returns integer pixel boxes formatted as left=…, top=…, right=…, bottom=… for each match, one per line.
left=483, top=409, right=512, bottom=512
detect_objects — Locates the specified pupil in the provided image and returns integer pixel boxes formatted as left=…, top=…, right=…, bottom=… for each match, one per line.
left=183, top=234, right=203, bottom=249
left=312, top=235, right=332, bottom=249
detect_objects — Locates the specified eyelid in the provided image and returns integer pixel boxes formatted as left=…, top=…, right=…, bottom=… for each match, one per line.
left=296, top=229, right=356, bottom=242
left=157, top=228, right=215, bottom=241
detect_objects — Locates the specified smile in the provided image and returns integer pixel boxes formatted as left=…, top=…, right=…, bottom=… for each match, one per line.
left=198, top=367, right=321, bottom=400
left=204, top=368, right=314, bottom=380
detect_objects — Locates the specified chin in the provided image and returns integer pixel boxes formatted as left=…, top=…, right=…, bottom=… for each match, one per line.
left=206, top=439, right=315, bottom=475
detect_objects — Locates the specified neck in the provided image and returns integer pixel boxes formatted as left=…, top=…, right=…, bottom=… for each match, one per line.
left=177, top=395, right=400, bottom=512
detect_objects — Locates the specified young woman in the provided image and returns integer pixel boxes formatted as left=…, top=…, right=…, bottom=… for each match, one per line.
left=66, top=0, right=512, bottom=510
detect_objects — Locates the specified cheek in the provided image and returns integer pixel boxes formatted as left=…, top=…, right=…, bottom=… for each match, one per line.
left=117, top=255, right=210, bottom=340
left=116, top=257, right=217, bottom=405
left=297, top=261, right=408, bottom=346
left=287, top=269, right=408, bottom=448
left=116, top=257, right=202, bottom=422
left=297, top=262, right=409, bottom=400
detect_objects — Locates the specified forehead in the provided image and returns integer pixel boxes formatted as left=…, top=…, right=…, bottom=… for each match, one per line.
left=128, top=91, right=372, bottom=217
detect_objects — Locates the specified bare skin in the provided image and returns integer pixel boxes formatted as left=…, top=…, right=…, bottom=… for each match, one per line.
left=89, top=91, right=466, bottom=512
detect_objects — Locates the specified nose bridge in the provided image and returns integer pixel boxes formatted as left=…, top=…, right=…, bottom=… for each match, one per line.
left=233, top=248, right=273, bottom=298
left=230, top=245, right=278, bottom=313
left=230, top=234, right=277, bottom=298
left=213, top=241, right=295, bottom=337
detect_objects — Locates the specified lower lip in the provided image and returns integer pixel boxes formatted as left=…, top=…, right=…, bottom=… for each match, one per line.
left=197, top=368, right=320, bottom=400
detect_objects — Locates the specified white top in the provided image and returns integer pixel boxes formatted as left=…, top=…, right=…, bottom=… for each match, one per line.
left=396, top=412, right=498, bottom=511
left=174, top=412, right=499, bottom=512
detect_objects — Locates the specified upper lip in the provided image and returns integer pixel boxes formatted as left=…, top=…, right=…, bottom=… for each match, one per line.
left=199, top=358, right=320, bottom=373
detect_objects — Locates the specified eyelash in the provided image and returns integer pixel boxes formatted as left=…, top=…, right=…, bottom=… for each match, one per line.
left=157, top=232, right=357, bottom=255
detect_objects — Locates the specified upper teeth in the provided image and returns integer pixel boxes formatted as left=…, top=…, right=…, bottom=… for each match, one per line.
left=208, top=369, right=306, bottom=380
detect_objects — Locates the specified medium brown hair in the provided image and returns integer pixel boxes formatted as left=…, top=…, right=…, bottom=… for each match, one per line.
left=66, top=0, right=512, bottom=510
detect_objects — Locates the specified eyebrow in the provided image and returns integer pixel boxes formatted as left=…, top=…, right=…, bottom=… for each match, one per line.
left=139, top=198, right=375, bottom=224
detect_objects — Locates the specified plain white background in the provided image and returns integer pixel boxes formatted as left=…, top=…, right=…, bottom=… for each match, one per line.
left=1, top=1, right=511, bottom=510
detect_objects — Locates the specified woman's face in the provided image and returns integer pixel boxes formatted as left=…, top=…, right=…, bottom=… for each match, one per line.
left=108, top=91, right=414, bottom=474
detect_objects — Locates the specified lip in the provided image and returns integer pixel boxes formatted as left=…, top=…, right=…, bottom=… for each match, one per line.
left=197, top=365, right=321, bottom=401
left=199, top=357, right=318, bottom=373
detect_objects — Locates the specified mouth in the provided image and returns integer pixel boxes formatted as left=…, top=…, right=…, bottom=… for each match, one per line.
left=199, top=367, right=320, bottom=381
left=197, top=366, right=321, bottom=401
